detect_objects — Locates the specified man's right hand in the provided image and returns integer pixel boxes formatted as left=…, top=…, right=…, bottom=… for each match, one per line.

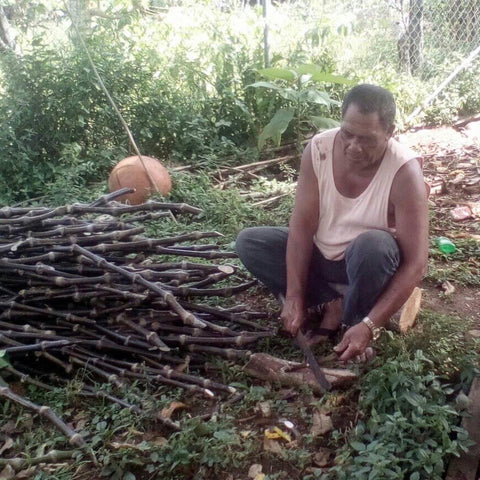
left=280, top=297, right=306, bottom=337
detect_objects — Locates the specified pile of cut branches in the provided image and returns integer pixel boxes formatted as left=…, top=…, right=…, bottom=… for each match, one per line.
left=0, top=189, right=273, bottom=444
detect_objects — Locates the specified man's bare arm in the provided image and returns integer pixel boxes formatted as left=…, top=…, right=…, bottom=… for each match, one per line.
left=368, top=159, right=429, bottom=323
left=282, top=141, right=320, bottom=336
left=335, top=159, right=429, bottom=360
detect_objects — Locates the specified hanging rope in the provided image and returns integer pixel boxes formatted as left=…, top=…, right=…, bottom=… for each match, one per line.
left=63, top=2, right=158, bottom=192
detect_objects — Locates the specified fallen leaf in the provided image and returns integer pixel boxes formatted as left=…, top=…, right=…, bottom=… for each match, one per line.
left=0, top=437, right=14, bottom=456
left=72, top=411, right=89, bottom=424
left=21, top=414, right=33, bottom=430
left=248, top=463, right=263, bottom=478
left=0, top=465, right=15, bottom=480
left=111, top=442, right=143, bottom=450
left=450, top=205, right=472, bottom=221
left=0, top=421, right=17, bottom=435
left=264, top=427, right=291, bottom=442
left=151, top=436, right=168, bottom=447
left=313, top=447, right=334, bottom=467
left=8, top=382, right=25, bottom=396
left=160, top=401, right=187, bottom=419
left=310, top=412, right=333, bottom=437
left=74, top=417, right=87, bottom=431
left=257, top=401, right=271, bottom=418
left=442, top=280, right=456, bottom=296
left=469, top=202, right=480, bottom=217
left=15, top=467, right=36, bottom=479
left=262, top=437, right=285, bottom=457
left=450, top=171, right=465, bottom=184
left=324, top=394, right=346, bottom=408
left=35, top=442, right=49, bottom=457
left=279, top=388, right=297, bottom=400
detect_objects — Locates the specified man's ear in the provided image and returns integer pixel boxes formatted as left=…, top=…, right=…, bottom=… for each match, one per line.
left=387, top=124, right=395, bottom=138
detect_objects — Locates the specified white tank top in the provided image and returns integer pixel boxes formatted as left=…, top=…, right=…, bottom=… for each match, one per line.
left=311, top=128, right=420, bottom=260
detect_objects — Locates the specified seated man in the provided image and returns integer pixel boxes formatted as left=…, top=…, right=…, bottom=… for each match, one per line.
left=236, top=84, right=428, bottom=362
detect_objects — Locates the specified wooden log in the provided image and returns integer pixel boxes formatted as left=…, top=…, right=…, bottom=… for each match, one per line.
left=398, top=287, right=422, bottom=332
left=243, top=353, right=357, bottom=394
left=387, top=287, right=422, bottom=333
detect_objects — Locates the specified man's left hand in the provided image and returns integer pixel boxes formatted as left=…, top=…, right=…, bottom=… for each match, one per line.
left=334, top=322, right=372, bottom=362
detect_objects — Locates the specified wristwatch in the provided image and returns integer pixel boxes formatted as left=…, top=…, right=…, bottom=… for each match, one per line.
left=362, top=316, right=381, bottom=341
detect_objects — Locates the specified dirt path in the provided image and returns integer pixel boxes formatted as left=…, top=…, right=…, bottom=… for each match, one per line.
left=401, top=123, right=480, bottom=326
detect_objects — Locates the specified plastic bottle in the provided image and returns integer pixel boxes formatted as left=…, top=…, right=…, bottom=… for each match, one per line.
left=436, top=237, right=456, bottom=254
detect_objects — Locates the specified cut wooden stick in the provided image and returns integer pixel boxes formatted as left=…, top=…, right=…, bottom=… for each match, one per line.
left=0, top=191, right=272, bottom=441
left=0, top=385, right=85, bottom=447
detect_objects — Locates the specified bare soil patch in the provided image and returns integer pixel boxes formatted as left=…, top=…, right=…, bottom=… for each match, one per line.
left=422, top=281, right=480, bottom=322
left=401, top=123, right=480, bottom=327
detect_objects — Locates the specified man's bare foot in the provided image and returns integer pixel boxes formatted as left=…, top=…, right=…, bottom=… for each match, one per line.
left=304, top=298, right=343, bottom=346
left=321, top=298, right=343, bottom=331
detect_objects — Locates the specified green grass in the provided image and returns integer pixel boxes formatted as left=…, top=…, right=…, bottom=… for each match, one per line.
left=427, top=238, right=480, bottom=286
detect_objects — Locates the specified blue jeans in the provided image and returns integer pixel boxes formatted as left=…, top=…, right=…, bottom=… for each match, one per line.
left=235, top=227, right=400, bottom=326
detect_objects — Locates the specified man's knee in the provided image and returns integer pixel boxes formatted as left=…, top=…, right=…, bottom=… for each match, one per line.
left=235, top=227, right=257, bottom=261
left=235, top=226, right=289, bottom=266
left=345, top=230, right=400, bottom=273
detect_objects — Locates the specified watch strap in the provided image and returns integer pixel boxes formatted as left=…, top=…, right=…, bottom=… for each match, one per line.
left=362, top=316, right=381, bottom=341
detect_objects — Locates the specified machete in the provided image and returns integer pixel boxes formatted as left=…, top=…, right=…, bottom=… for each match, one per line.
left=295, top=330, right=332, bottom=392
left=279, top=295, right=331, bottom=392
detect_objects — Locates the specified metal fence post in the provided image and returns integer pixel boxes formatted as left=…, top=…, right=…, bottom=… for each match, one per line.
left=263, top=0, right=270, bottom=68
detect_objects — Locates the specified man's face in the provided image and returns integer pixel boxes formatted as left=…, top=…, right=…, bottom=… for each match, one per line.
left=339, top=103, right=394, bottom=170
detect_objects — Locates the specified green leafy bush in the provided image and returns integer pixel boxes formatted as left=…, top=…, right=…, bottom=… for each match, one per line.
left=322, top=351, right=473, bottom=480
left=247, top=65, right=349, bottom=149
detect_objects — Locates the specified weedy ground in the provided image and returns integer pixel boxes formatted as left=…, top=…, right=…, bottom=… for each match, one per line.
left=1, top=128, right=480, bottom=480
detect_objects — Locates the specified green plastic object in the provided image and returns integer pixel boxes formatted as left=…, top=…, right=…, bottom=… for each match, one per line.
left=436, top=237, right=456, bottom=254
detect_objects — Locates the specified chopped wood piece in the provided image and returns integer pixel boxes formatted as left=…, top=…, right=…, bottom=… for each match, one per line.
left=398, top=287, right=422, bottom=333
left=243, top=353, right=357, bottom=394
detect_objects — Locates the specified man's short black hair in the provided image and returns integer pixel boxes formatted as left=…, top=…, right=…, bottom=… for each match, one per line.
left=341, top=84, right=396, bottom=131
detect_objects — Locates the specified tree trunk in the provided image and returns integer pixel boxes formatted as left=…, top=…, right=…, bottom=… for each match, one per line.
left=0, top=7, right=16, bottom=53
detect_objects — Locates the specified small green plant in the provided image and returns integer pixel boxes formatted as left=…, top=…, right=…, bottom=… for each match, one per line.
left=247, top=64, right=351, bottom=149
left=322, top=351, right=474, bottom=480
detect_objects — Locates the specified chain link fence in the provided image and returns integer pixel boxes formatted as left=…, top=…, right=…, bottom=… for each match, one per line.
left=272, top=0, right=480, bottom=118
left=177, top=0, right=480, bottom=117
left=392, top=0, right=480, bottom=78
left=303, top=0, right=480, bottom=79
